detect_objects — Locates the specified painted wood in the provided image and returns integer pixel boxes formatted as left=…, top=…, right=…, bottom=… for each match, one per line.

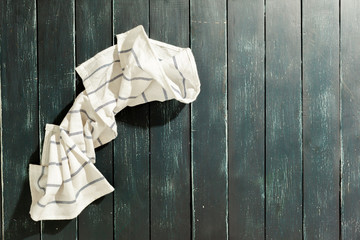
left=149, top=1, right=191, bottom=239
left=0, top=12, right=2, bottom=238
left=1, top=1, right=40, bottom=239
left=228, top=0, right=265, bottom=239
left=75, top=1, right=114, bottom=239
left=4, top=1, right=360, bottom=238
left=37, top=0, right=77, bottom=238
left=113, top=1, right=150, bottom=239
left=303, top=0, right=340, bottom=239
left=190, top=0, right=228, bottom=239
left=265, top=0, right=302, bottom=238
left=341, top=1, right=360, bottom=239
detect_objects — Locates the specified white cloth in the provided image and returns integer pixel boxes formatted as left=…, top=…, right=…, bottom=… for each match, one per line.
left=29, top=25, right=201, bottom=221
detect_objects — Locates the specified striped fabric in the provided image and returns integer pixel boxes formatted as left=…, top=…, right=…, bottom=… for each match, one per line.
left=29, top=25, right=201, bottom=221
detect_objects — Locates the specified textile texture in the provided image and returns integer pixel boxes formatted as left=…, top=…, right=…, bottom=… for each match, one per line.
left=29, top=25, right=201, bottom=221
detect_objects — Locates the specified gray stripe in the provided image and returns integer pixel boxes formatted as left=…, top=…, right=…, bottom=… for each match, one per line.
left=61, top=156, right=68, bottom=161
left=60, top=128, right=69, bottom=134
left=37, top=202, right=46, bottom=207
left=37, top=166, right=46, bottom=193
left=94, top=99, right=117, bottom=112
left=63, top=178, right=72, bottom=183
left=68, top=131, right=83, bottom=137
left=63, top=158, right=92, bottom=182
left=172, top=56, right=179, bottom=70
left=182, top=78, right=187, bottom=98
left=87, top=73, right=123, bottom=95
left=91, top=125, right=94, bottom=134
left=97, top=138, right=103, bottom=145
left=131, top=49, right=143, bottom=69
left=75, top=177, right=105, bottom=199
left=118, top=95, right=137, bottom=100
left=82, top=60, right=120, bottom=82
left=37, top=177, right=105, bottom=207
left=162, top=88, right=168, bottom=100
left=68, top=109, right=95, bottom=122
left=46, top=183, right=62, bottom=187
left=66, top=144, right=76, bottom=154
left=50, top=140, right=60, bottom=145
left=171, top=86, right=182, bottom=96
left=70, top=161, right=90, bottom=178
left=172, top=56, right=187, bottom=98
left=84, top=134, right=92, bottom=139
left=110, top=121, right=116, bottom=128
left=123, top=74, right=152, bottom=81
left=142, top=92, right=148, bottom=103
left=49, top=162, right=62, bottom=166
left=118, top=48, right=132, bottom=53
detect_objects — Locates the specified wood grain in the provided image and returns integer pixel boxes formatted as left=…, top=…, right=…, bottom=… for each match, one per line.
left=190, top=0, right=228, bottom=239
left=3, top=0, right=360, bottom=238
left=228, top=0, right=265, bottom=238
left=341, top=1, right=360, bottom=239
left=265, top=0, right=302, bottom=238
left=149, top=0, right=191, bottom=239
left=303, top=0, right=340, bottom=239
left=37, top=0, right=77, bottom=238
left=76, top=1, right=114, bottom=239
left=1, top=1, right=40, bottom=239
left=113, top=1, right=150, bottom=239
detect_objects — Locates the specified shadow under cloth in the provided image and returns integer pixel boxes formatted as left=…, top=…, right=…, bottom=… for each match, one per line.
left=28, top=25, right=201, bottom=221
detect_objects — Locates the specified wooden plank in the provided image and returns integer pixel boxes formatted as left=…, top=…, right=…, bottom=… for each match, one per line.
left=302, top=0, right=340, bottom=239
left=0, top=3, right=3, bottom=238
left=228, top=0, right=265, bottom=238
left=75, top=0, right=114, bottom=239
left=149, top=1, right=191, bottom=239
left=1, top=1, right=40, bottom=239
left=341, top=1, right=360, bottom=238
left=190, top=0, right=228, bottom=239
left=113, top=1, right=150, bottom=239
left=37, top=1, right=77, bottom=238
left=265, top=0, right=302, bottom=238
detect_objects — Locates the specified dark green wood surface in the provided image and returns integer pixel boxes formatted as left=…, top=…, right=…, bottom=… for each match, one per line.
left=150, top=1, right=191, bottom=239
left=228, top=0, right=265, bottom=238
left=190, top=0, right=228, bottom=239
left=38, top=1, right=77, bottom=238
left=303, top=0, right=340, bottom=239
left=341, top=0, right=360, bottom=239
left=1, top=1, right=40, bottom=239
left=266, top=0, right=302, bottom=239
left=76, top=1, right=114, bottom=239
left=1, top=0, right=360, bottom=239
left=113, top=0, right=150, bottom=239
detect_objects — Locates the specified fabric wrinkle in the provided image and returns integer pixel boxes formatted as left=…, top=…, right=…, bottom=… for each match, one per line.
left=28, top=25, right=201, bottom=221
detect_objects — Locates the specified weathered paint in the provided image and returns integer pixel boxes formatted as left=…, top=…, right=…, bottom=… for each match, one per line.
left=2, top=0, right=360, bottom=239
left=340, top=0, right=360, bottom=239
left=113, top=1, right=150, bottom=239
left=228, top=0, right=265, bottom=239
left=149, top=0, right=191, bottom=239
left=37, top=0, right=77, bottom=238
left=303, top=0, right=340, bottom=239
left=190, top=0, right=228, bottom=239
left=1, top=0, right=40, bottom=239
left=266, top=0, right=302, bottom=238
left=75, top=1, right=114, bottom=239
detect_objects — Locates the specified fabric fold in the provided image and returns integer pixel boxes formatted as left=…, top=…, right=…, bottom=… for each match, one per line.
left=29, top=25, right=200, bottom=221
